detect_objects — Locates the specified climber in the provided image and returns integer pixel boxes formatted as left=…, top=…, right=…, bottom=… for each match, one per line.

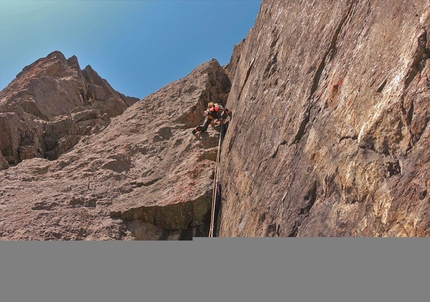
left=192, top=102, right=232, bottom=134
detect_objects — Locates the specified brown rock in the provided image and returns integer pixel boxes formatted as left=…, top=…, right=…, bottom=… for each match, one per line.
left=0, top=151, right=9, bottom=170
left=224, top=38, right=246, bottom=83
left=0, top=51, right=139, bottom=164
left=0, top=112, right=20, bottom=164
left=0, top=59, right=231, bottom=240
left=218, top=0, right=430, bottom=237
left=3, top=0, right=429, bottom=240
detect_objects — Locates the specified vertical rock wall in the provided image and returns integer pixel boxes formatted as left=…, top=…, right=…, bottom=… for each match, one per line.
left=219, top=0, right=430, bottom=237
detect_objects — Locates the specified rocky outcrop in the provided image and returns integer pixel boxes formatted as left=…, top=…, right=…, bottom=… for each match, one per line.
left=0, top=59, right=231, bottom=240
left=2, top=0, right=430, bottom=240
left=218, top=0, right=430, bottom=237
left=0, top=51, right=139, bottom=165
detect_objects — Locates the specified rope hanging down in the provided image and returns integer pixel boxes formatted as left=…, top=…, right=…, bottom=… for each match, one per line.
left=208, top=122, right=224, bottom=238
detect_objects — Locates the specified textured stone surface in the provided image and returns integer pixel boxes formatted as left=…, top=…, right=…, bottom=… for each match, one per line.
left=218, top=0, right=430, bottom=237
left=0, top=151, right=9, bottom=170
left=0, top=51, right=139, bottom=164
left=0, top=112, right=21, bottom=165
left=2, top=0, right=430, bottom=240
left=0, top=59, right=230, bottom=240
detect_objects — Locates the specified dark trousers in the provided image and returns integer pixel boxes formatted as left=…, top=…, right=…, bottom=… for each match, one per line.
left=199, top=110, right=230, bottom=132
left=200, top=117, right=213, bottom=132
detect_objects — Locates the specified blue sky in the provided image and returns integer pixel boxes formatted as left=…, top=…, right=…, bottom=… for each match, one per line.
left=0, top=1, right=261, bottom=99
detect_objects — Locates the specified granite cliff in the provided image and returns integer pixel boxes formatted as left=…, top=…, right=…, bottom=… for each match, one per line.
left=1, top=0, right=429, bottom=239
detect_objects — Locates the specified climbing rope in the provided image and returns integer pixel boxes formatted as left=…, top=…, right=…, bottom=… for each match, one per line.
left=208, top=122, right=224, bottom=238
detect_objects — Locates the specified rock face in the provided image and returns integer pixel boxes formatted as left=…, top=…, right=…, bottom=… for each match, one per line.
left=0, top=51, right=139, bottom=165
left=0, top=59, right=231, bottom=240
left=2, top=0, right=430, bottom=240
left=218, top=0, right=430, bottom=237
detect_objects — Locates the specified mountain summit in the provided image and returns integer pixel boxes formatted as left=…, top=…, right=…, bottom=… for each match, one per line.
left=0, top=50, right=139, bottom=165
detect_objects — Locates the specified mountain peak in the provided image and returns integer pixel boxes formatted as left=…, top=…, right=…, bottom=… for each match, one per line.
left=0, top=51, right=139, bottom=165
left=46, top=50, right=67, bottom=60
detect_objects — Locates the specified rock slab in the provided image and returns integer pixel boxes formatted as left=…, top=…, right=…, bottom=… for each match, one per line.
left=218, top=0, right=430, bottom=237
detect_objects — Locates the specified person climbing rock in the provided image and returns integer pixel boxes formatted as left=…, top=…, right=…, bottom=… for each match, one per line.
left=192, top=102, right=232, bottom=134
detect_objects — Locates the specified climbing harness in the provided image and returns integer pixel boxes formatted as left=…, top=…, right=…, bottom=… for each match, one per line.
left=208, top=122, right=224, bottom=238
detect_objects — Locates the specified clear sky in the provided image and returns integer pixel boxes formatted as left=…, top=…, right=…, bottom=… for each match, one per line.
left=0, top=0, right=261, bottom=99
